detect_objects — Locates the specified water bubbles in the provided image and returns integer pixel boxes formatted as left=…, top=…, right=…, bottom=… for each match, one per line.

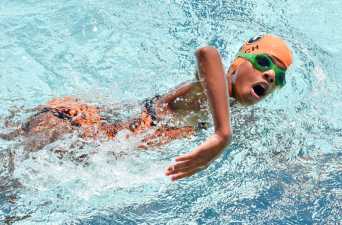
left=0, top=0, right=341, bottom=224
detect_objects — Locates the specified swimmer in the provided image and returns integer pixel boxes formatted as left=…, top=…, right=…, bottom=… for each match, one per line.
left=1, top=34, right=293, bottom=181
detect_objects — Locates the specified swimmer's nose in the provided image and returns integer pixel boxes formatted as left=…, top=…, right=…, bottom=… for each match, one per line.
left=262, top=70, right=275, bottom=84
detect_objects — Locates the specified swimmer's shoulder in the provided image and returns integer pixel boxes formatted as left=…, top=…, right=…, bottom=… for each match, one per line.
left=158, top=79, right=202, bottom=103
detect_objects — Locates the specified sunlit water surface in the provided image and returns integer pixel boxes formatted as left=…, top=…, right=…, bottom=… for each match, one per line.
left=0, top=0, right=341, bottom=224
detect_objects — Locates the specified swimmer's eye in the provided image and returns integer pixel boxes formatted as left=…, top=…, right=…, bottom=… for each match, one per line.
left=255, top=55, right=271, bottom=68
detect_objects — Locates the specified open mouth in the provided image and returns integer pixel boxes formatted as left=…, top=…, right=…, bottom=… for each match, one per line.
left=252, top=82, right=268, bottom=98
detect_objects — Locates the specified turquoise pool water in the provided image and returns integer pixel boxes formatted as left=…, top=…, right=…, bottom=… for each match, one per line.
left=0, top=0, right=341, bottom=224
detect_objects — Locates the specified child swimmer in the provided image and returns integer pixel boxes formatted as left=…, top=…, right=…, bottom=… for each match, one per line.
left=2, top=34, right=293, bottom=181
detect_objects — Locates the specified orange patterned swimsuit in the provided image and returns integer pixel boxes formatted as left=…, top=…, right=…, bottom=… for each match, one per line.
left=38, top=97, right=196, bottom=147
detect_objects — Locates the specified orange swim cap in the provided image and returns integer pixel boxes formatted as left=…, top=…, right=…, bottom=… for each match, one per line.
left=230, top=34, right=293, bottom=72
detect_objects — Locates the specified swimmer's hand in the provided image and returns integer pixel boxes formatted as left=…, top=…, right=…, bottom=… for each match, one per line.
left=165, top=132, right=231, bottom=181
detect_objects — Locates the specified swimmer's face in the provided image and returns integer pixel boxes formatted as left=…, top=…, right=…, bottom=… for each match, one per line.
left=231, top=56, right=286, bottom=106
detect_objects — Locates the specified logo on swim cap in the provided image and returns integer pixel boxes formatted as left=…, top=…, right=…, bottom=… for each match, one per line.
left=247, top=35, right=263, bottom=44
left=239, top=34, right=263, bottom=53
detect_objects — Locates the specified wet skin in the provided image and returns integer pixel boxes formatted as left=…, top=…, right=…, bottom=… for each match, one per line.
left=0, top=47, right=287, bottom=181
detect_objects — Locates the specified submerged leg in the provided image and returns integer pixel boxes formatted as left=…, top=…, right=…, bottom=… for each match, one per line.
left=21, top=111, right=74, bottom=151
left=0, top=129, right=22, bottom=140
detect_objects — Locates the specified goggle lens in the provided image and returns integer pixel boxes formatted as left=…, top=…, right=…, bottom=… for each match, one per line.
left=276, top=70, right=286, bottom=87
left=255, top=55, right=271, bottom=69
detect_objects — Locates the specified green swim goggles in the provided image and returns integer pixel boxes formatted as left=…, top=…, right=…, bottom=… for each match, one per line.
left=237, top=53, right=287, bottom=87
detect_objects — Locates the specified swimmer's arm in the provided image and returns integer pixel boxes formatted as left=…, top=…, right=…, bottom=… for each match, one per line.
left=166, top=47, right=232, bottom=181
left=196, top=47, right=232, bottom=139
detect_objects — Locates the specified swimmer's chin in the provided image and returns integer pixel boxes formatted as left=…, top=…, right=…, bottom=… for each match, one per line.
left=234, top=94, right=258, bottom=106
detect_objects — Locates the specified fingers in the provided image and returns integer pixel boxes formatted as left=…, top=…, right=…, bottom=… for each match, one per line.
left=165, top=160, right=193, bottom=175
left=165, top=159, right=203, bottom=175
left=169, top=168, right=201, bottom=181
left=165, top=158, right=208, bottom=181
left=173, top=160, right=193, bottom=170
left=175, top=150, right=199, bottom=162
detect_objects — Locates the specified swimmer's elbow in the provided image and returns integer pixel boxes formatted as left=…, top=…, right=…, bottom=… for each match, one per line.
left=224, top=132, right=232, bottom=146
left=217, top=130, right=232, bottom=146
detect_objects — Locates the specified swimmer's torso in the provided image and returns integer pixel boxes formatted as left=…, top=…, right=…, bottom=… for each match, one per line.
left=19, top=81, right=210, bottom=151
left=155, top=81, right=209, bottom=127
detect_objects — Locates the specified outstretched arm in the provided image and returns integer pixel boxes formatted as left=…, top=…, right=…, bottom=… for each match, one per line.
left=165, top=47, right=232, bottom=181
